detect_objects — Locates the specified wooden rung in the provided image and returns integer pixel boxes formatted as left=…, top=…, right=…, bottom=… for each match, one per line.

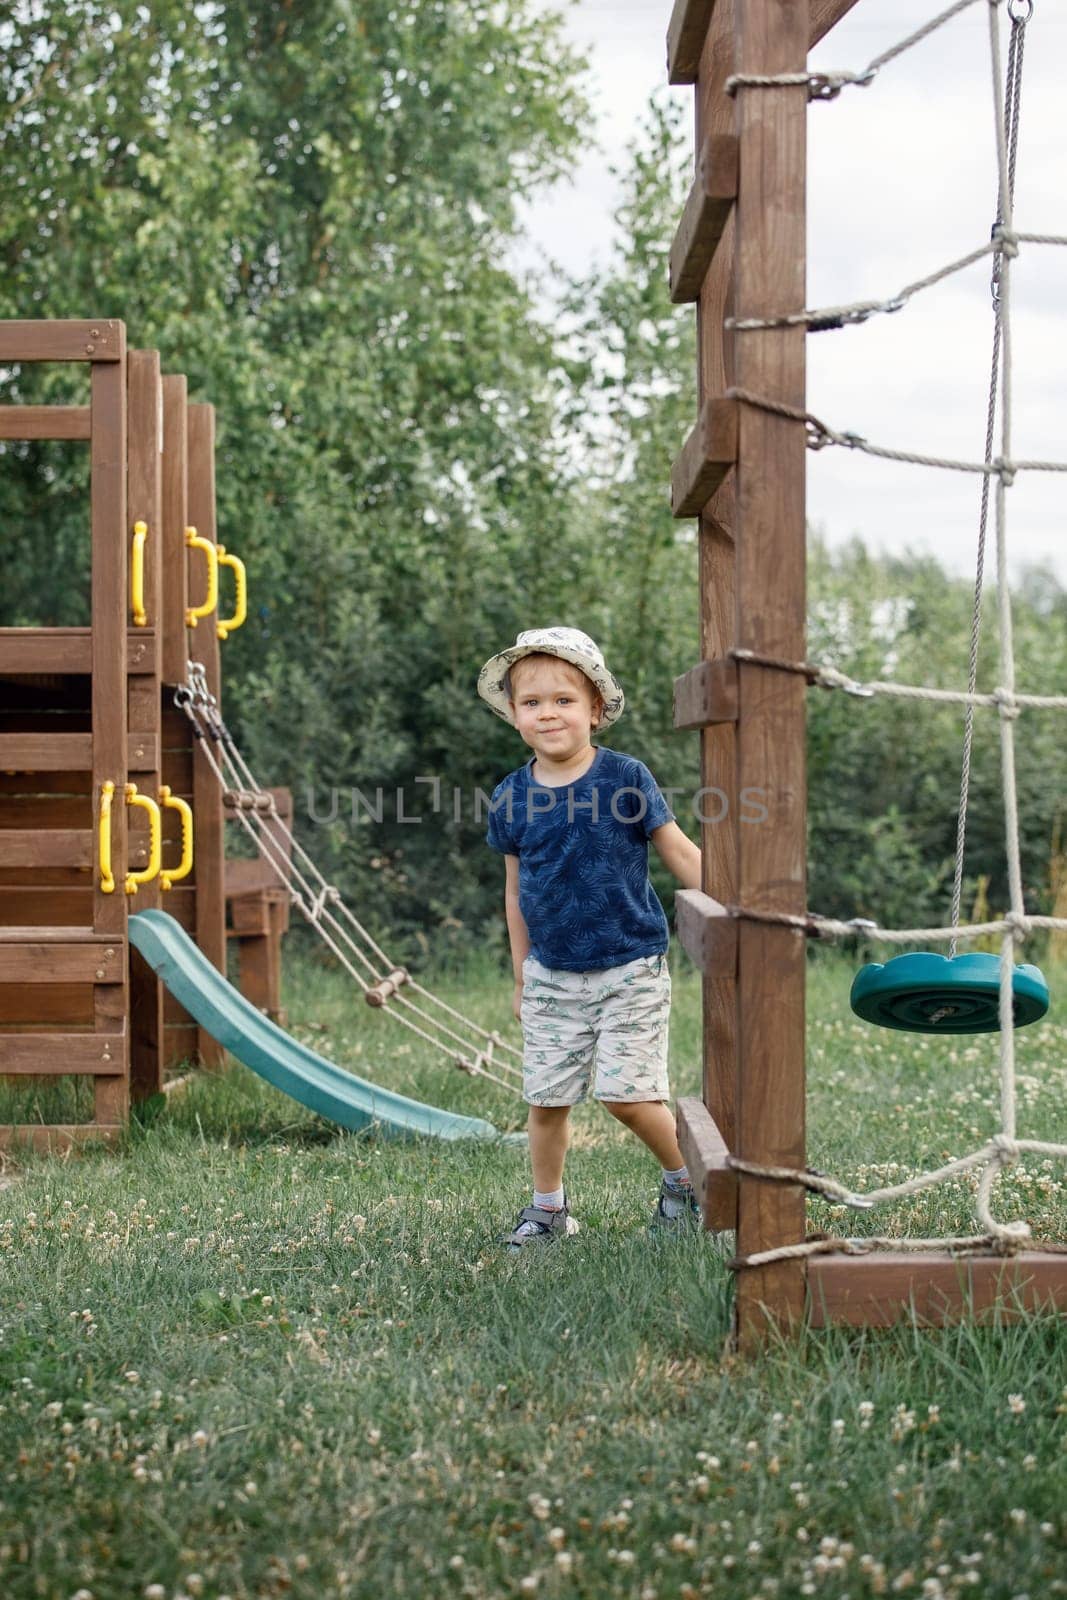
left=666, top=0, right=718, bottom=84
left=0, top=831, right=92, bottom=869
left=807, top=1251, right=1067, bottom=1328
left=671, top=399, right=738, bottom=518
left=0, top=1031, right=124, bottom=1074
left=677, top=1096, right=737, bottom=1231
left=673, top=658, right=738, bottom=730
left=675, top=890, right=737, bottom=978
left=670, top=134, right=738, bottom=304
left=0, top=937, right=123, bottom=984
left=0, top=733, right=93, bottom=772
left=0, top=320, right=124, bottom=363
left=0, top=1124, right=124, bottom=1151
left=0, top=406, right=92, bottom=441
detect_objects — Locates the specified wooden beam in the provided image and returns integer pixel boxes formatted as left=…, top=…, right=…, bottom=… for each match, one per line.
left=673, top=657, right=738, bottom=730
left=809, top=0, right=863, bottom=49
left=0, top=407, right=91, bottom=440
left=667, top=0, right=718, bottom=84
left=0, top=939, right=123, bottom=984
left=675, top=890, right=737, bottom=978
left=732, top=0, right=810, bottom=1348
left=671, top=398, right=738, bottom=517
left=677, top=1095, right=738, bottom=1231
left=670, top=133, right=738, bottom=304
left=0, top=1125, right=123, bottom=1152
left=808, top=1251, right=1067, bottom=1327
left=0, top=831, right=92, bottom=869
left=0, top=320, right=124, bottom=363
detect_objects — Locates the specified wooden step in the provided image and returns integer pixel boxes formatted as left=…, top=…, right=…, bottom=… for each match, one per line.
left=1, top=1027, right=124, bottom=1074
left=0, top=628, right=159, bottom=676
left=0, top=929, right=124, bottom=984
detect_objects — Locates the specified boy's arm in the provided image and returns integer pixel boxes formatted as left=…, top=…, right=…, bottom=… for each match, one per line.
left=650, top=821, right=702, bottom=891
left=504, top=854, right=530, bottom=1017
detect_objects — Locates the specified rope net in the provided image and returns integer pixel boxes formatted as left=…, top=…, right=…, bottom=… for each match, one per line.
left=723, top=0, right=1067, bottom=1267
left=174, top=666, right=523, bottom=1100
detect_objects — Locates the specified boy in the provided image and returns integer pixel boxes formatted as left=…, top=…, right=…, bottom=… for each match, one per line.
left=478, top=626, right=703, bottom=1248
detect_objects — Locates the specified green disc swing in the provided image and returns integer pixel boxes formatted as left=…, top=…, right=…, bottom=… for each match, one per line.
left=850, top=0, right=1049, bottom=1037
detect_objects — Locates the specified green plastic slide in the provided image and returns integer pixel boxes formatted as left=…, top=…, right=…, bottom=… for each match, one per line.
left=129, top=909, right=511, bottom=1142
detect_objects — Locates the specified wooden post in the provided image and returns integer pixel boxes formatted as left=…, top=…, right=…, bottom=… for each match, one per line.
left=91, top=348, right=130, bottom=1129
left=731, top=0, right=810, bottom=1344
left=695, top=1, right=739, bottom=1154
left=187, top=402, right=226, bottom=1068
left=127, top=350, right=165, bottom=1100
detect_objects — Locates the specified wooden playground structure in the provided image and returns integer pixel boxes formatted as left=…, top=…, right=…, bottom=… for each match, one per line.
left=665, top=0, right=1067, bottom=1345
left=0, top=319, right=288, bottom=1145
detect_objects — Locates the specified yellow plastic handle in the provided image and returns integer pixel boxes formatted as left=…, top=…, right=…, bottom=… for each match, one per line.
left=124, top=783, right=162, bottom=895
left=131, top=520, right=148, bottom=627
left=98, top=780, right=116, bottom=894
left=216, top=545, right=247, bottom=640
left=184, top=525, right=218, bottom=628
left=159, top=784, right=194, bottom=890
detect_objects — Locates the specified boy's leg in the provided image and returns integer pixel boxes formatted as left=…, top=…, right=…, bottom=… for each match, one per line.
left=527, top=1103, right=573, bottom=1195
left=600, top=1097, right=684, bottom=1169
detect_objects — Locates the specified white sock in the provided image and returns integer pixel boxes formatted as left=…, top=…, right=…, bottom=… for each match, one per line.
left=662, top=1164, right=690, bottom=1190
left=533, top=1187, right=565, bottom=1211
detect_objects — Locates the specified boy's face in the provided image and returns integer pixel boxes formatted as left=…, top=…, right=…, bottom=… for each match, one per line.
left=508, top=657, right=602, bottom=767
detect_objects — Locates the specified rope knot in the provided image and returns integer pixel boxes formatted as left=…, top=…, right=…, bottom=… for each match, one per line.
left=993, top=225, right=1020, bottom=260
left=1004, top=909, right=1031, bottom=942
left=993, top=457, right=1017, bottom=487
left=992, top=686, right=1021, bottom=720
left=991, top=1132, right=1021, bottom=1166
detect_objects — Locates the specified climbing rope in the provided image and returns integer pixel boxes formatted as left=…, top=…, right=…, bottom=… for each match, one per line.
left=175, top=665, right=523, bottom=1098
left=723, top=0, right=1067, bottom=1267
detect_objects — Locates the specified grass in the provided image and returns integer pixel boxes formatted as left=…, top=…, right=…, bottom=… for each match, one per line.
left=0, top=944, right=1065, bottom=1600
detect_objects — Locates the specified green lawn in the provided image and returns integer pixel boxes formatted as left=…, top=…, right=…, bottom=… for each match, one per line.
left=0, top=944, right=1064, bottom=1600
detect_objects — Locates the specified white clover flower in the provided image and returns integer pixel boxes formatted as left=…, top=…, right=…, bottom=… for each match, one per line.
left=1008, top=1394, right=1026, bottom=1415
left=554, top=1551, right=573, bottom=1574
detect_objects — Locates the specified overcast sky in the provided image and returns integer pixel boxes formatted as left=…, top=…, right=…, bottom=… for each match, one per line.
left=516, top=0, right=1066, bottom=584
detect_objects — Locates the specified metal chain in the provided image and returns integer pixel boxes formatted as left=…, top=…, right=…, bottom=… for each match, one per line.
left=949, top=6, right=1028, bottom=953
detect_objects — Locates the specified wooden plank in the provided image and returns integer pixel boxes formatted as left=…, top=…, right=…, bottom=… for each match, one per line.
left=188, top=401, right=226, bottom=1069
left=0, top=407, right=91, bottom=440
left=0, top=985, right=93, bottom=1025
left=0, top=940, right=123, bottom=984
left=670, top=134, right=739, bottom=304
left=0, top=628, right=156, bottom=676
left=671, top=398, right=738, bottom=517
left=0, top=831, right=92, bottom=869
left=808, top=1252, right=1067, bottom=1328
left=696, top=2, right=739, bottom=1160
left=0, top=888, right=92, bottom=924
left=0, top=1032, right=124, bottom=1073
left=161, top=376, right=189, bottom=688
left=0, top=733, right=92, bottom=771
left=0, top=795, right=90, bottom=828
left=667, top=0, right=718, bottom=84
left=675, top=890, right=738, bottom=978
left=126, top=732, right=159, bottom=773
left=732, top=0, right=809, bottom=1348
left=0, top=1124, right=123, bottom=1152
left=0, top=320, right=124, bottom=363
left=673, top=657, right=738, bottom=729
left=809, top=0, right=863, bottom=49
left=677, top=1095, right=737, bottom=1231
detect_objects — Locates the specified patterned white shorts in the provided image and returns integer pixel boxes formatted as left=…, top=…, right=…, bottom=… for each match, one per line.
left=520, top=953, right=672, bottom=1107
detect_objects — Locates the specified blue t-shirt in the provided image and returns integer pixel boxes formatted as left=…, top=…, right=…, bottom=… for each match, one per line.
left=485, top=746, right=675, bottom=972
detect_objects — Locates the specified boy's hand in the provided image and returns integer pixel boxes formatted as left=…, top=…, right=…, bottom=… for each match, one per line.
left=513, top=980, right=524, bottom=1021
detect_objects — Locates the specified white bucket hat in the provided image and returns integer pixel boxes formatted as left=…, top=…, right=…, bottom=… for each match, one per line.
left=477, top=626, right=625, bottom=728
